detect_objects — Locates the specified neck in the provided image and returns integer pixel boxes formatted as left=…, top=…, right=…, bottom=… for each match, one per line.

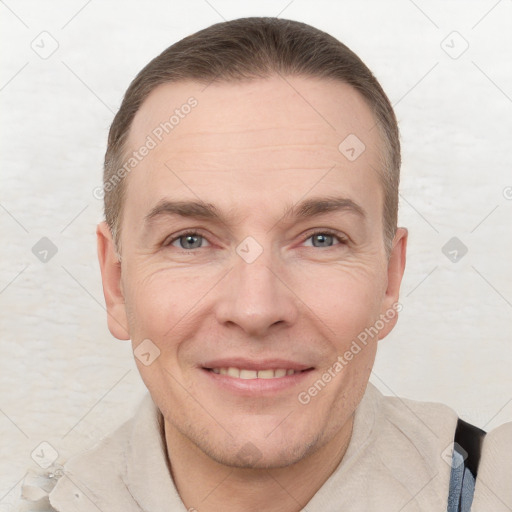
left=164, top=417, right=354, bottom=512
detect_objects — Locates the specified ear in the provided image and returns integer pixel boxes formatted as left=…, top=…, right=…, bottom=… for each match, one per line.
left=96, top=221, right=130, bottom=340
left=378, top=227, right=408, bottom=340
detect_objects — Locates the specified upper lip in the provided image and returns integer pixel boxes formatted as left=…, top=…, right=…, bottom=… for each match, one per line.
left=201, top=358, right=313, bottom=371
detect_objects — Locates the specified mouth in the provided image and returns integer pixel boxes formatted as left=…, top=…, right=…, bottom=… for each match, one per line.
left=200, top=359, right=314, bottom=395
left=204, top=367, right=312, bottom=379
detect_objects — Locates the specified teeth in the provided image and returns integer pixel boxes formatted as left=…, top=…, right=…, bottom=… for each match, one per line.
left=210, top=367, right=300, bottom=379
left=240, top=369, right=258, bottom=379
left=227, top=367, right=240, bottom=378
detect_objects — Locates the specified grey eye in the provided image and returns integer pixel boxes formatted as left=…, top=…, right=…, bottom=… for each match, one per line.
left=310, top=233, right=335, bottom=247
left=175, top=234, right=204, bottom=249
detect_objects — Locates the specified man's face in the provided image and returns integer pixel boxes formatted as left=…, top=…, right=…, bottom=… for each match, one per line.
left=98, top=75, right=406, bottom=468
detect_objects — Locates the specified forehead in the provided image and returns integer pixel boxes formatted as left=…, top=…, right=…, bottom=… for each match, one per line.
left=124, top=76, right=384, bottom=222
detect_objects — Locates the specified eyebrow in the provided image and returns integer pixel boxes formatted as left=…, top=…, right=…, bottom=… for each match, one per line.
left=145, top=200, right=224, bottom=225
left=144, top=195, right=366, bottom=227
left=287, top=196, right=366, bottom=221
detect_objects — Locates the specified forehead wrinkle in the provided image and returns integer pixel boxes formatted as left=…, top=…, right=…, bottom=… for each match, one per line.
left=151, top=129, right=342, bottom=161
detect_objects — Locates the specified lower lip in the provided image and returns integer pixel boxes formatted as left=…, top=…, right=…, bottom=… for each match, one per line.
left=201, top=368, right=314, bottom=395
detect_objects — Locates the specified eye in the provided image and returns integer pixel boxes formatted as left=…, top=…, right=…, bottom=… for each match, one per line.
left=166, top=232, right=211, bottom=250
left=303, top=231, right=346, bottom=248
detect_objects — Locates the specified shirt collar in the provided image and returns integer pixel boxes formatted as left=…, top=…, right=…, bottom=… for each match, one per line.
left=50, top=382, right=457, bottom=512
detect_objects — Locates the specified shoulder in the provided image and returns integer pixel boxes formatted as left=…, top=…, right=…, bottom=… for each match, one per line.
left=311, top=385, right=461, bottom=510
left=17, top=394, right=154, bottom=512
left=472, top=421, right=512, bottom=511
left=359, top=385, right=459, bottom=469
left=368, top=383, right=459, bottom=440
left=16, top=428, right=129, bottom=512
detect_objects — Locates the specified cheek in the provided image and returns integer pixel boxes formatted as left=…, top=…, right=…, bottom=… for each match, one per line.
left=123, top=251, right=387, bottom=351
left=123, top=272, right=197, bottom=393
left=291, top=261, right=386, bottom=338
left=123, top=265, right=216, bottom=342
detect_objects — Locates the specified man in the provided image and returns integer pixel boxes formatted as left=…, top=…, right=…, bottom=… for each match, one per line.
left=20, top=17, right=511, bottom=512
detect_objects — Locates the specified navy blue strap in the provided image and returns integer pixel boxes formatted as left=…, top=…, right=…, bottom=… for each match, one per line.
left=447, top=418, right=486, bottom=512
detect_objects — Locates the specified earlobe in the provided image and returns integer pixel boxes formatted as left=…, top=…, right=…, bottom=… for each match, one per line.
left=96, top=222, right=130, bottom=340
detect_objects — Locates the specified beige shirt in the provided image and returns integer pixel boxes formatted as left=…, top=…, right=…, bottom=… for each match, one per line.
left=19, top=383, right=512, bottom=511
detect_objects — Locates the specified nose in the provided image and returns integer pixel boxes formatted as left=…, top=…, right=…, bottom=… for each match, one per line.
left=214, top=247, right=299, bottom=338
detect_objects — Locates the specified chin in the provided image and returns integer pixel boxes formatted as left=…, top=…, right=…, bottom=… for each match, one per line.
left=201, top=430, right=320, bottom=470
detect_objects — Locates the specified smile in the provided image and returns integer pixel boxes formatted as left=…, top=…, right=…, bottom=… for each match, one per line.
left=207, top=367, right=307, bottom=379
left=200, top=359, right=314, bottom=395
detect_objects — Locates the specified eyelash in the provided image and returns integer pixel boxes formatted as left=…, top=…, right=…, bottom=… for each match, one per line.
left=162, top=229, right=348, bottom=250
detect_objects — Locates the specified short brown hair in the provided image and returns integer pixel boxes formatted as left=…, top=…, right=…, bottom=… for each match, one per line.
left=104, top=17, right=400, bottom=256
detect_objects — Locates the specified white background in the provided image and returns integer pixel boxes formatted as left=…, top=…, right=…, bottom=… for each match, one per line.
left=1, top=0, right=511, bottom=506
